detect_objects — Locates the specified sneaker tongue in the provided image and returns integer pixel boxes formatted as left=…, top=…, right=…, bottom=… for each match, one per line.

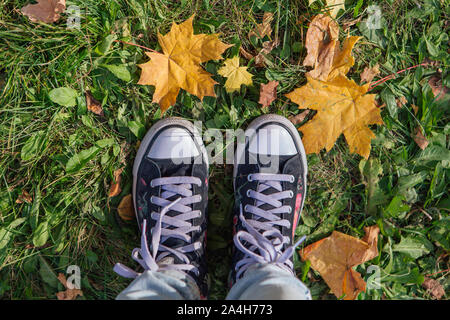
left=152, top=157, right=194, bottom=177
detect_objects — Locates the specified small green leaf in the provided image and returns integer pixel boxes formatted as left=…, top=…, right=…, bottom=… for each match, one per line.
left=102, top=64, right=131, bottom=82
left=39, top=255, right=59, bottom=288
left=21, top=131, right=46, bottom=161
left=0, top=218, right=26, bottom=250
left=383, top=195, right=410, bottom=218
left=382, top=267, right=424, bottom=284
left=416, top=145, right=450, bottom=162
left=95, top=34, right=117, bottom=56
left=392, top=236, right=432, bottom=259
left=33, top=221, right=49, bottom=247
left=127, top=121, right=146, bottom=139
left=49, top=87, right=78, bottom=107
left=95, top=138, right=115, bottom=148
left=397, top=172, right=428, bottom=193
left=66, top=146, right=100, bottom=173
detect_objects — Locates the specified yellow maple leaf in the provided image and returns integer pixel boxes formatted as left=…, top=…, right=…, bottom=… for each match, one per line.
left=300, top=226, right=380, bottom=300
left=218, top=56, right=254, bottom=93
left=285, top=75, right=383, bottom=159
left=309, top=0, right=345, bottom=18
left=137, top=15, right=232, bottom=113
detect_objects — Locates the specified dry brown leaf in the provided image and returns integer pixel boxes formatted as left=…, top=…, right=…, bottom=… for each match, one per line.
left=137, top=15, right=231, bottom=113
left=413, top=127, right=429, bottom=150
left=108, top=168, right=123, bottom=198
left=239, top=47, right=255, bottom=60
left=303, top=14, right=339, bottom=68
left=85, top=91, right=103, bottom=116
left=360, top=64, right=380, bottom=84
left=21, top=0, right=66, bottom=24
left=396, top=96, right=408, bottom=108
left=258, top=81, right=279, bottom=108
left=428, top=75, right=449, bottom=101
left=300, top=226, right=380, bottom=300
left=307, top=40, right=337, bottom=80
left=249, top=12, right=274, bottom=40
left=411, top=104, right=419, bottom=115
left=117, top=194, right=134, bottom=221
left=56, top=273, right=83, bottom=300
left=285, top=75, right=382, bottom=159
left=254, top=40, right=279, bottom=67
left=16, top=189, right=32, bottom=204
left=422, top=277, right=445, bottom=299
left=342, top=16, right=362, bottom=31
left=289, top=110, right=311, bottom=125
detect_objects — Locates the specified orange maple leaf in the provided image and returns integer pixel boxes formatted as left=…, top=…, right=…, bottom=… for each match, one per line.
left=137, top=15, right=232, bottom=113
left=300, top=226, right=380, bottom=300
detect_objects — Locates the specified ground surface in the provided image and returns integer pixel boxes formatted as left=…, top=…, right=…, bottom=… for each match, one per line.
left=0, top=0, right=449, bottom=300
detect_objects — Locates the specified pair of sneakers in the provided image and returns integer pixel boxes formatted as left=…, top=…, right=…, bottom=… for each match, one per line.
left=114, top=114, right=308, bottom=299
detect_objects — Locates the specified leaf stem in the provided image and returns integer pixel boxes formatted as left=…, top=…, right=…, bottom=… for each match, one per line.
left=114, top=40, right=159, bottom=54
left=368, top=63, right=430, bottom=91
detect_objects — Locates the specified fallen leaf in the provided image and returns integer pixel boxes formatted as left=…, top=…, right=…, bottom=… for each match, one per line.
left=258, top=81, right=279, bottom=108
left=413, top=127, right=429, bottom=150
left=239, top=47, right=255, bottom=60
left=360, top=64, right=380, bottom=84
left=16, top=189, right=32, bottom=204
left=117, top=194, right=134, bottom=221
left=396, top=96, right=408, bottom=108
left=21, top=0, right=66, bottom=24
left=119, top=142, right=131, bottom=165
left=321, top=36, right=361, bottom=81
left=56, top=273, right=83, bottom=300
left=249, top=12, right=274, bottom=40
left=108, top=168, right=123, bottom=197
left=304, top=21, right=360, bottom=81
left=342, top=16, right=362, bottom=31
left=285, top=75, right=383, bottom=159
left=254, top=40, right=279, bottom=67
left=303, top=14, right=339, bottom=68
left=422, top=277, right=445, bottom=300
left=309, top=0, right=345, bottom=18
left=85, top=91, right=103, bottom=116
left=137, top=15, right=231, bottom=113
left=218, top=56, right=253, bottom=93
left=428, top=75, right=449, bottom=101
left=289, top=110, right=311, bottom=125
left=411, top=104, right=419, bottom=115
left=300, top=226, right=380, bottom=300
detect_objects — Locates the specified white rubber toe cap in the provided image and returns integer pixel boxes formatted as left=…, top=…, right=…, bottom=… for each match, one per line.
left=248, top=124, right=297, bottom=156
left=147, top=127, right=200, bottom=159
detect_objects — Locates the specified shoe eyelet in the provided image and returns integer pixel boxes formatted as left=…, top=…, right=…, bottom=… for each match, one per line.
left=288, top=207, right=292, bottom=213
left=246, top=189, right=252, bottom=197
left=244, top=204, right=250, bottom=212
left=289, top=191, right=294, bottom=198
left=150, top=196, right=154, bottom=204
left=289, top=175, right=295, bottom=183
left=247, top=174, right=253, bottom=182
left=150, top=180, right=154, bottom=187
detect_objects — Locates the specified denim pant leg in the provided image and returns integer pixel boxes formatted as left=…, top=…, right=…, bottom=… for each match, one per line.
left=226, top=263, right=312, bottom=300
left=116, top=270, right=201, bottom=300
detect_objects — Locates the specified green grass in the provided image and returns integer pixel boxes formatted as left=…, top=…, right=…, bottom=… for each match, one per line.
left=0, top=0, right=449, bottom=300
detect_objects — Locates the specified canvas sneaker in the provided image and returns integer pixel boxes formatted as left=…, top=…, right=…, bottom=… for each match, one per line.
left=230, top=114, right=308, bottom=285
left=114, top=118, right=209, bottom=298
